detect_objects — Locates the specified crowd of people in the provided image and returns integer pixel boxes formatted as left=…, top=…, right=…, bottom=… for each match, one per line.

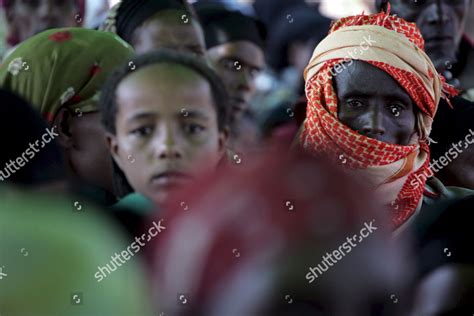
left=0, top=0, right=473, bottom=315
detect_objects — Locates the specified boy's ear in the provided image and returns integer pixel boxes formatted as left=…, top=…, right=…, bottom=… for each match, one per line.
left=106, top=132, right=124, bottom=170
left=218, top=127, right=230, bottom=156
left=53, top=107, right=74, bottom=149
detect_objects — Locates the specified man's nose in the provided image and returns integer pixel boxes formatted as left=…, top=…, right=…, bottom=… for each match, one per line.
left=237, top=69, right=252, bottom=92
left=425, top=1, right=450, bottom=25
left=361, top=106, right=385, bottom=138
left=155, top=125, right=182, bottom=160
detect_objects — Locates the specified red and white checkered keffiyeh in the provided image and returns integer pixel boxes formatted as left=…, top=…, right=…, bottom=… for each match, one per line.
left=299, top=8, right=457, bottom=228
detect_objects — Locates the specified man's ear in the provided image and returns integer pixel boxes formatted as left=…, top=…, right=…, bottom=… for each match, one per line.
left=376, top=0, right=389, bottom=12
left=53, top=107, right=74, bottom=149
left=4, top=5, right=16, bottom=25
left=106, top=132, right=124, bottom=170
left=218, top=126, right=230, bottom=157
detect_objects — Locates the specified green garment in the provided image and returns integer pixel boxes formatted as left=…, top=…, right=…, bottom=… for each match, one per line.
left=111, top=192, right=155, bottom=215
left=0, top=27, right=134, bottom=122
left=0, top=187, right=153, bottom=316
left=396, top=177, right=474, bottom=233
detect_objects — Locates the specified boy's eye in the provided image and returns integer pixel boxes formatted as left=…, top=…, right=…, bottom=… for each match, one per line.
left=130, top=126, right=153, bottom=137
left=183, top=123, right=205, bottom=135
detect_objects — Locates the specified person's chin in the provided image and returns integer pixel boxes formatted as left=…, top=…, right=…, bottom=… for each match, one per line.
left=148, top=176, right=192, bottom=204
left=425, top=42, right=456, bottom=61
left=231, top=98, right=248, bottom=113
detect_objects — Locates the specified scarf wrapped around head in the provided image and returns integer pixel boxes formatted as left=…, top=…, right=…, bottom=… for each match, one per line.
left=0, top=28, right=134, bottom=123
left=299, top=9, right=457, bottom=228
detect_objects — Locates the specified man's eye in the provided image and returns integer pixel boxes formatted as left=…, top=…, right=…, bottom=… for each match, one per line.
left=347, top=100, right=364, bottom=108
left=183, top=123, right=205, bottom=135
left=222, top=59, right=240, bottom=71
left=130, top=126, right=153, bottom=137
left=192, top=48, right=205, bottom=56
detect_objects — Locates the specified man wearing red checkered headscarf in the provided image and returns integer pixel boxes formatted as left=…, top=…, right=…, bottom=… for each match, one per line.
left=299, top=6, right=472, bottom=230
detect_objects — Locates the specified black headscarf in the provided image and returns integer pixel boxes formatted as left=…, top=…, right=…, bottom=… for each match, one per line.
left=430, top=97, right=474, bottom=161
left=195, top=5, right=266, bottom=50
left=265, top=4, right=331, bottom=72
left=114, top=0, right=192, bottom=43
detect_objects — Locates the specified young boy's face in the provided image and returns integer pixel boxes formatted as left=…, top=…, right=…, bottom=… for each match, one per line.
left=109, top=64, right=226, bottom=204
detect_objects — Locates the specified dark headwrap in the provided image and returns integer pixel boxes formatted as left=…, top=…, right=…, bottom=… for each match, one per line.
left=430, top=97, right=474, bottom=162
left=195, top=5, right=266, bottom=50
left=0, top=89, right=64, bottom=186
left=102, top=0, right=192, bottom=43
left=266, top=4, right=331, bottom=71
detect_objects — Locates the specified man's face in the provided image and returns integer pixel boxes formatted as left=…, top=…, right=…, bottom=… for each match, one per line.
left=335, top=60, right=417, bottom=146
left=379, top=0, right=471, bottom=71
left=67, top=111, right=114, bottom=193
left=110, top=64, right=226, bottom=205
left=132, top=11, right=206, bottom=56
left=6, top=0, right=78, bottom=43
left=207, top=41, right=265, bottom=123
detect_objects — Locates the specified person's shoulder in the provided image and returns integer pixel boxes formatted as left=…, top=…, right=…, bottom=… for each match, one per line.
left=111, top=192, right=154, bottom=215
left=457, top=36, right=474, bottom=91
left=422, top=177, right=474, bottom=207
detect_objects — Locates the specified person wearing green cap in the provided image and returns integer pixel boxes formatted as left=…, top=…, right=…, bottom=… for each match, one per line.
left=0, top=28, right=134, bottom=204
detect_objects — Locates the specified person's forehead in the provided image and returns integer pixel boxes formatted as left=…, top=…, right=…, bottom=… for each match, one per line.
left=208, top=41, right=265, bottom=68
left=143, top=17, right=203, bottom=44
left=116, top=65, right=214, bottom=112
left=335, top=61, right=407, bottom=96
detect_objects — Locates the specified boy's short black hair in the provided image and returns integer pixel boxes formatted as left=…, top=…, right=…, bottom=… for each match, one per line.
left=100, top=49, right=229, bottom=135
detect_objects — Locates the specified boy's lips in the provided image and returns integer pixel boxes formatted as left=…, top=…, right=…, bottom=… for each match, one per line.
left=150, top=171, right=192, bottom=187
left=231, top=97, right=248, bottom=113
